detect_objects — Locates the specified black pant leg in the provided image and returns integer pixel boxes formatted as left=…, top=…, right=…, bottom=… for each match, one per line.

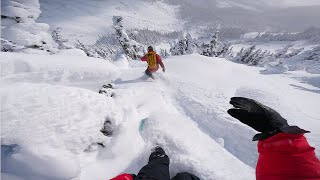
left=171, top=172, right=200, bottom=180
left=135, top=147, right=170, bottom=180
left=145, top=69, right=154, bottom=79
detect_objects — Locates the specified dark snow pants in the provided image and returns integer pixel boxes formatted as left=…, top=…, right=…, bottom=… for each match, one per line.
left=145, top=69, right=155, bottom=79
left=171, top=172, right=200, bottom=180
left=133, top=147, right=199, bottom=180
left=134, top=147, right=170, bottom=180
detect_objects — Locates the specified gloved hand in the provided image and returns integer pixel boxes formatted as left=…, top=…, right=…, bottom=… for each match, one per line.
left=162, top=67, right=166, bottom=73
left=227, top=97, right=309, bottom=141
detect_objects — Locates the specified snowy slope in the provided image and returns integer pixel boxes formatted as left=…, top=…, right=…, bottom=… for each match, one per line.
left=1, top=52, right=319, bottom=180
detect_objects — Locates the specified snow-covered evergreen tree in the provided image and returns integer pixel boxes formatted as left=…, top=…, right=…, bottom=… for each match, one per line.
left=126, top=29, right=180, bottom=46
left=112, top=16, right=144, bottom=60
left=160, top=48, right=170, bottom=58
left=216, top=43, right=233, bottom=58
left=170, top=33, right=197, bottom=56
left=170, top=33, right=186, bottom=56
left=199, top=31, right=232, bottom=58
left=1, top=37, right=22, bottom=52
left=51, top=27, right=73, bottom=49
left=209, top=31, right=219, bottom=56
left=274, top=44, right=304, bottom=59
left=235, top=46, right=273, bottom=66
left=75, top=40, right=118, bottom=60
left=275, top=44, right=292, bottom=58
left=304, top=45, right=320, bottom=61
left=185, top=33, right=198, bottom=54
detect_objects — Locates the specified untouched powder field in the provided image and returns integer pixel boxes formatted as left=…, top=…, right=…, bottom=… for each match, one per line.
left=1, top=52, right=319, bottom=179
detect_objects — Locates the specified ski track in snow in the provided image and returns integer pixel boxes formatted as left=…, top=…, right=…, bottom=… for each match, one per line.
left=168, top=78, right=258, bottom=167
left=1, top=53, right=319, bottom=180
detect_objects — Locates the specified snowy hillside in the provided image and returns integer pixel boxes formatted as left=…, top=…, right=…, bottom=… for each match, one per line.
left=38, top=0, right=181, bottom=44
left=1, top=52, right=319, bottom=179
left=36, top=0, right=320, bottom=44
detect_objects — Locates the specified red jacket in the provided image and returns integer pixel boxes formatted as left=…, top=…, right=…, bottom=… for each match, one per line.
left=110, top=174, right=133, bottom=180
left=257, top=133, right=320, bottom=180
left=141, top=50, right=164, bottom=73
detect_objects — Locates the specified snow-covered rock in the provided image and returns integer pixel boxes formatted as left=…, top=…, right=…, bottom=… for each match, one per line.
left=2, top=22, right=53, bottom=47
left=1, top=0, right=41, bottom=22
left=1, top=0, right=56, bottom=52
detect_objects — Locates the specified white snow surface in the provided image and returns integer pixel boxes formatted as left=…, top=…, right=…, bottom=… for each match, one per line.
left=1, top=53, right=320, bottom=180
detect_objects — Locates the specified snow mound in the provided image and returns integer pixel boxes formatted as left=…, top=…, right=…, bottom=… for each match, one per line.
left=1, top=0, right=56, bottom=52
left=113, top=54, right=129, bottom=69
left=1, top=53, right=123, bottom=180
left=55, top=49, right=87, bottom=56
left=2, top=22, right=53, bottom=47
left=0, top=53, right=120, bottom=84
left=1, top=0, right=41, bottom=22
left=263, top=61, right=289, bottom=74
left=1, top=83, right=124, bottom=179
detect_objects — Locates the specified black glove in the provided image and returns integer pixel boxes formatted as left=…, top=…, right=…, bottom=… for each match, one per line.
left=227, top=97, right=309, bottom=141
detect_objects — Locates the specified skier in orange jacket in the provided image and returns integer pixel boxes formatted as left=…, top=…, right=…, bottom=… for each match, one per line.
left=141, top=46, right=165, bottom=79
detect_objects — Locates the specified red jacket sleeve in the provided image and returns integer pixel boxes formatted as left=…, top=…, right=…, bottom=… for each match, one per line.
left=156, top=54, right=164, bottom=69
left=141, top=55, right=147, bottom=61
left=110, top=174, right=134, bottom=180
left=256, top=133, right=320, bottom=180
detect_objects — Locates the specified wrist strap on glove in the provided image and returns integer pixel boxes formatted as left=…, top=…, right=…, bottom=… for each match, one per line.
left=253, top=126, right=310, bottom=141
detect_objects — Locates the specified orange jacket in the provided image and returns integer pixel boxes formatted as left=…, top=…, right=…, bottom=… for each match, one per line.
left=256, top=133, right=320, bottom=180
left=141, top=50, right=164, bottom=73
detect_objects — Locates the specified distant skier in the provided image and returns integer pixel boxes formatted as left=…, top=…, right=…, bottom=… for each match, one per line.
left=141, top=46, right=165, bottom=79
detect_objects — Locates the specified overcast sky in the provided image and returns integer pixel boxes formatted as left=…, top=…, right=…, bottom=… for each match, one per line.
left=266, top=0, right=320, bottom=7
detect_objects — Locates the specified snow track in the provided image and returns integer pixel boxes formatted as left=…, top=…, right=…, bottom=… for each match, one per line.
left=169, top=79, right=258, bottom=167
left=96, top=66, right=255, bottom=179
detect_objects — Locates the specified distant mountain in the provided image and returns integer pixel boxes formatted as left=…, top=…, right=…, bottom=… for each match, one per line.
left=163, top=0, right=320, bottom=31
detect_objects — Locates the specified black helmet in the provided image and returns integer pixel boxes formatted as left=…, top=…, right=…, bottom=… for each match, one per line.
left=147, top=46, right=153, bottom=51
